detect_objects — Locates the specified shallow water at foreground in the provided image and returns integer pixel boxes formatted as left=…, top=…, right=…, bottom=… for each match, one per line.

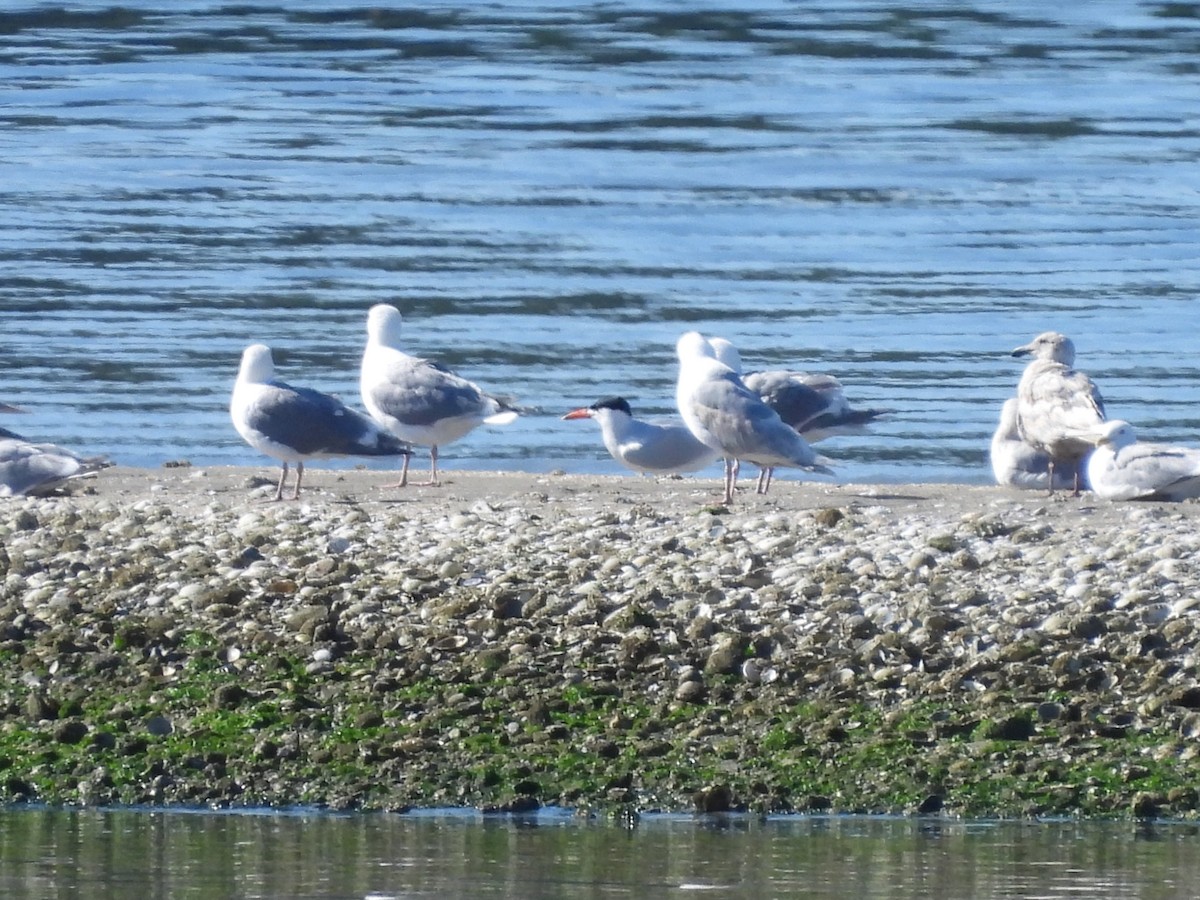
left=2, top=808, right=1199, bottom=899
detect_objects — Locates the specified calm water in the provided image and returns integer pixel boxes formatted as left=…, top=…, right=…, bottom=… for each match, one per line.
left=3, top=809, right=1200, bottom=899
left=1, top=2, right=1199, bottom=483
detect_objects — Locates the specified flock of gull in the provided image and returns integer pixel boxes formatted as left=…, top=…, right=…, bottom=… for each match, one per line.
left=4, top=310, right=1200, bottom=504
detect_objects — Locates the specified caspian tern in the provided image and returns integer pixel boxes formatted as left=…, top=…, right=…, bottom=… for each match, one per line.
left=562, top=396, right=719, bottom=475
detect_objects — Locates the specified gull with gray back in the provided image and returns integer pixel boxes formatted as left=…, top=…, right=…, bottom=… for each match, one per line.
left=231, top=343, right=411, bottom=501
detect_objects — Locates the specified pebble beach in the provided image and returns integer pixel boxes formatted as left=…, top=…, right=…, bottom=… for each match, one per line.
left=3, top=464, right=1200, bottom=818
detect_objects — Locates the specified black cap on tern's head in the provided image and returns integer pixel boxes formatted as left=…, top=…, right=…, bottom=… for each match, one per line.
left=562, top=396, right=632, bottom=420
left=591, top=397, right=632, bottom=416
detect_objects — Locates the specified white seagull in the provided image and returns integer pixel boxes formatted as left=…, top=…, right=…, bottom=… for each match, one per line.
left=1086, top=420, right=1200, bottom=501
left=709, top=337, right=885, bottom=492
left=360, top=304, right=519, bottom=487
left=674, top=331, right=832, bottom=504
left=562, top=396, right=720, bottom=475
left=990, top=398, right=1081, bottom=492
left=1011, top=331, right=1105, bottom=495
left=1, top=403, right=112, bottom=497
left=231, top=343, right=411, bottom=501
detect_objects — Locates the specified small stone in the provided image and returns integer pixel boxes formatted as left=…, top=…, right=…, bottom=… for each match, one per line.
left=704, top=636, right=743, bottom=675
left=1131, top=792, right=1162, bottom=819
left=25, top=693, right=57, bottom=722
left=983, top=715, right=1035, bottom=742
left=674, top=681, right=706, bottom=704
left=145, top=715, right=174, bottom=737
left=211, top=684, right=247, bottom=710
left=693, top=784, right=733, bottom=813
left=54, top=720, right=89, bottom=745
left=812, top=508, right=844, bottom=528
left=916, top=794, right=944, bottom=815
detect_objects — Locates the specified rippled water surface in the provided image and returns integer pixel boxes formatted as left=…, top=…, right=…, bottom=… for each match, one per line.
left=3, top=809, right=1200, bottom=899
left=1, top=2, right=1198, bottom=483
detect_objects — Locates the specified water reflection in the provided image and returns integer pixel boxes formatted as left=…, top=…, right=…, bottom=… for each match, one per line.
left=2, top=809, right=1198, bottom=899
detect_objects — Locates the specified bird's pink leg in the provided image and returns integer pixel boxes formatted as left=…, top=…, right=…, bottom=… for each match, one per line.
left=422, top=445, right=442, bottom=487
left=723, top=457, right=737, bottom=505
left=273, top=463, right=288, bottom=502
left=380, top=452, right=411, bottom=489
left=756, top=467, right=774, bottom=494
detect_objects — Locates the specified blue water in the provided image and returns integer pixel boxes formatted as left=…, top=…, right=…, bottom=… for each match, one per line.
left=1, top=2, right=1198, bottom=484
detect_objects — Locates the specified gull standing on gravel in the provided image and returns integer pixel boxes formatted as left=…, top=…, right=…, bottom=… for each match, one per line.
left=709, top=337, right=887, bottom=493
left=562, top=396, right=720, bottom=475
left=231, top=344, right=411, bottom=501
left=1011, top=331, right=1105, bottom=495
left=674, top=331, right=832, bottom=504
left=1086, top=420, right=1200, bottom=501
left=360, top=304, right=518, bottom=487
left=990, top=398, right=1080, bottom=491
left=1, top=402, right=112, bottom=497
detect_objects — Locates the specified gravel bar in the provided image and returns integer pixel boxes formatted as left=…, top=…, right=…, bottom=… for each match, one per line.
left=2, top=465, right=1200, bottom=818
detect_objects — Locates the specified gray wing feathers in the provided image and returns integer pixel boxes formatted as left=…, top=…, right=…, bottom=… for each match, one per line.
left=692, top=373, right=823, bottom=468
left=250, top=382, right=406, bottom=456
left=0, top=439, right=110, bottom=497
left=1113, top=444, right=1200, bottom=500
left=368, top=361, right=498, bottom=427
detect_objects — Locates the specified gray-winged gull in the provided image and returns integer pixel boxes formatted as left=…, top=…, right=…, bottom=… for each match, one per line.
left=360, top=304, right=518, bottom=487
left=562, top=397, right=720, bottom=475
left=1086, top=420, right=1200, bottom=501
left=708, top=337, right=884, bottom=493
left=1011, top=331, right=1105, bottom=495
left=674, top=331, right=833, bottom=505
left=1, top=403, right=112, bottom=497
left=231, top=343, right=411, bottom=501
left=990, top=398, right=1081, bottom=491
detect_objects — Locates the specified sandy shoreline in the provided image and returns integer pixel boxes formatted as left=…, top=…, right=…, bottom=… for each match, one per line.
left=76, top=463, right=1200, bottom=525
left=3, top=465, right=1200, bottom=817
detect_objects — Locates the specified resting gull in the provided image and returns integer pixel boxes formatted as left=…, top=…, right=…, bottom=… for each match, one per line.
left=1, top=403, right=112, bottom=497
left=562, top=396, right=720, bottom=475
left=709, top=337, right=884, bottom=493
left=1011, top=331, right=1105, bottom=495
left=360, top=304, right=518, bottom=487
left=675, top=331, right=832, bottom=505
left=1086, top=420, right=1200, bottom=502
left=990, top=398, right=1081, bottom=492
left=231, top=343, right=411, bottom=501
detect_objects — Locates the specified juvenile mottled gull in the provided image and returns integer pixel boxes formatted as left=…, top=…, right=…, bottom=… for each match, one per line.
left=1011, top=331, right=1105, bottom=495
left=1086, top=420, right=1200, bottom=501
left=675, top=331, right=832, bottom=505
left=0, top=403, right=111, bottom=497
left=709, top=337, right=885, bottom=493
left=231, top=344, right=411, bottom=501
left=562, top=397, right=720, bottom=475
left=990, top=398, right=1081, bottom=492
left=360, top=304, right=518, bottom=487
